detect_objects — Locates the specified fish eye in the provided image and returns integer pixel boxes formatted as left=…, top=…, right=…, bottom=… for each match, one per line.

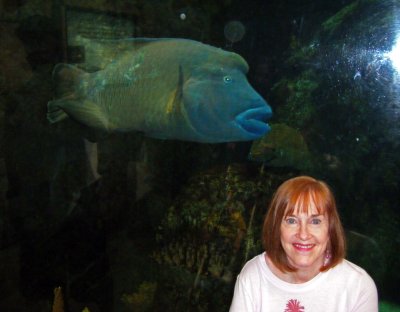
left=223, top=75, right=233, bottom=83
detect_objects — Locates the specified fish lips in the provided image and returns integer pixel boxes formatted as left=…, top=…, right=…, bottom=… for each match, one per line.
left=235, top=106, right=272, bottom=139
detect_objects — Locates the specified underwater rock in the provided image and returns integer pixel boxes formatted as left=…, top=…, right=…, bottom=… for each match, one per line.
left=248, top=123, right=313, bottom=171
left=47, top=38, right=272, bottom=143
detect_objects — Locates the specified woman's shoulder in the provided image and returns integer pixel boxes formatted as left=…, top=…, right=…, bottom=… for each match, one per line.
left=330, top=259, right=378, bottom=308
left=332, top=259, right=377, bottom=287
left=337, top=259, right=372, bottom=275
left=233, top=252, right=267, bottom=291
left=237, top=253, right=266, bottom=278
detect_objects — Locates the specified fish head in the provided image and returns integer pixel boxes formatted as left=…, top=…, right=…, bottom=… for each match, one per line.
left=182, top=52, right=272, bottom=143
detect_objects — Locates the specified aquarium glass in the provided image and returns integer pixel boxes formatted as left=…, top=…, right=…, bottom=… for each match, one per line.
left=0, top=0, right=399, bottom=311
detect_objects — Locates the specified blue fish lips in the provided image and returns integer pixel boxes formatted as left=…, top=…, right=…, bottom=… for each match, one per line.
left=234, top=102, right=272, bottom=140
left=185, top=96, right=272, bottom=142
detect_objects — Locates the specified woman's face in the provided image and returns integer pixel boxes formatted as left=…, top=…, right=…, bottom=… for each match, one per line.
left=280, top=203, right=330, bottom=273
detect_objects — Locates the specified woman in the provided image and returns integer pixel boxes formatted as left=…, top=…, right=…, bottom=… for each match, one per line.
left=230, top=176, right=378, bottom=312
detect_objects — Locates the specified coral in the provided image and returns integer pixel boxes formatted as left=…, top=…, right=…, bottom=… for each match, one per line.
left=52, top=287, right=64, bottom=312
left=152, top=164, right=293, bottom=310
left=154, top=165, right=254, bottom=275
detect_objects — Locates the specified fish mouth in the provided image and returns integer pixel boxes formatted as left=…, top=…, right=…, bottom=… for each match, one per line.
left=235, top=106, right=272, bottom=138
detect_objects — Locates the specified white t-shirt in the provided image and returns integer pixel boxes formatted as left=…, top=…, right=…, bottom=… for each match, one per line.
left=230, top=252, right=378, bottom=312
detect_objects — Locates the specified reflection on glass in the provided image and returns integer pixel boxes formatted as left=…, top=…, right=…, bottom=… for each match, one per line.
left=387, top=34, right=400, bottom=72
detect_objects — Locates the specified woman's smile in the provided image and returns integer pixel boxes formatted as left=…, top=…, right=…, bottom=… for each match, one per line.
left=292, top=243, right=315, bottom=252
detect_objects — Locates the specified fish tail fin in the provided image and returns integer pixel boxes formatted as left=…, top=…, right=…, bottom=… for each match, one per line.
left=48, top=64, right=87, bottom=123
left=47, top=100, right=68, bottom=123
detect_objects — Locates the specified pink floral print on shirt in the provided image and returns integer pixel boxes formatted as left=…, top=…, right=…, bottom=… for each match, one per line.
left=284, top=299, right=305, bottom=312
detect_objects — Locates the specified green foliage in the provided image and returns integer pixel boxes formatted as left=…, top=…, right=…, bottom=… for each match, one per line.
left=272, top=70, right=318, bottom=129
left=321, top=1, right=359, bottom=35
left=287, top=41, right=319, bottom=68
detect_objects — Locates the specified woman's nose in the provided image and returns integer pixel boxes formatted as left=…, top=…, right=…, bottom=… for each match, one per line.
left=297, top=223, right=310, bottom=240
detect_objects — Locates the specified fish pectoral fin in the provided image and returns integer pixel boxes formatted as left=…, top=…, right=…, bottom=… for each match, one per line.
left=47, top=99, right=111, bottom=131
left=166, top=88, right=180, bottom=114
left=166, top=65, right=184, bottom=114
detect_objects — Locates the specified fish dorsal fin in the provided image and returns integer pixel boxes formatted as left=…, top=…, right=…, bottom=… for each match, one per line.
left=166, top=65, right=184, bottom=115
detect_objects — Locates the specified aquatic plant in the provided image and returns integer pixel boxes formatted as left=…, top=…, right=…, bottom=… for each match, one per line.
left=321, top=1, right=360, bottom=36
left=272, top=70, right=318, bottom=130
left=121, top=281, right=157, bottom=312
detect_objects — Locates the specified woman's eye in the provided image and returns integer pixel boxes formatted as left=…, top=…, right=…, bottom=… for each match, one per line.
left=311, top=218, right=321, bottom=225
left=223, top=75, right=233, bottom=83
left=285, top=218, right=297, bottom=225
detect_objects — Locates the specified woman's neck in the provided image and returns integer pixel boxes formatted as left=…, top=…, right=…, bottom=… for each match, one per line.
left=264, top=254, right=321, bottom=284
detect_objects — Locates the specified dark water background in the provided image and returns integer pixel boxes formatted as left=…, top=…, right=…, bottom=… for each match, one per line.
left=0, top=0, right=399, bottom=311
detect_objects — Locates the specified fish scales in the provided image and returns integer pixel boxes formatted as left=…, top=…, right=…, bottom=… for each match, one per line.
left=90, top=41, right=184, bottom=131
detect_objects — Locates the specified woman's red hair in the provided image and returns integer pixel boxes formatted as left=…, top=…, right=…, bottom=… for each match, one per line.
left=262, top=176, right=346, bottom=272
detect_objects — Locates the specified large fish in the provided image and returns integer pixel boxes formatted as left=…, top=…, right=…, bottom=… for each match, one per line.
left=47, top=38, right=272, bottom=143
